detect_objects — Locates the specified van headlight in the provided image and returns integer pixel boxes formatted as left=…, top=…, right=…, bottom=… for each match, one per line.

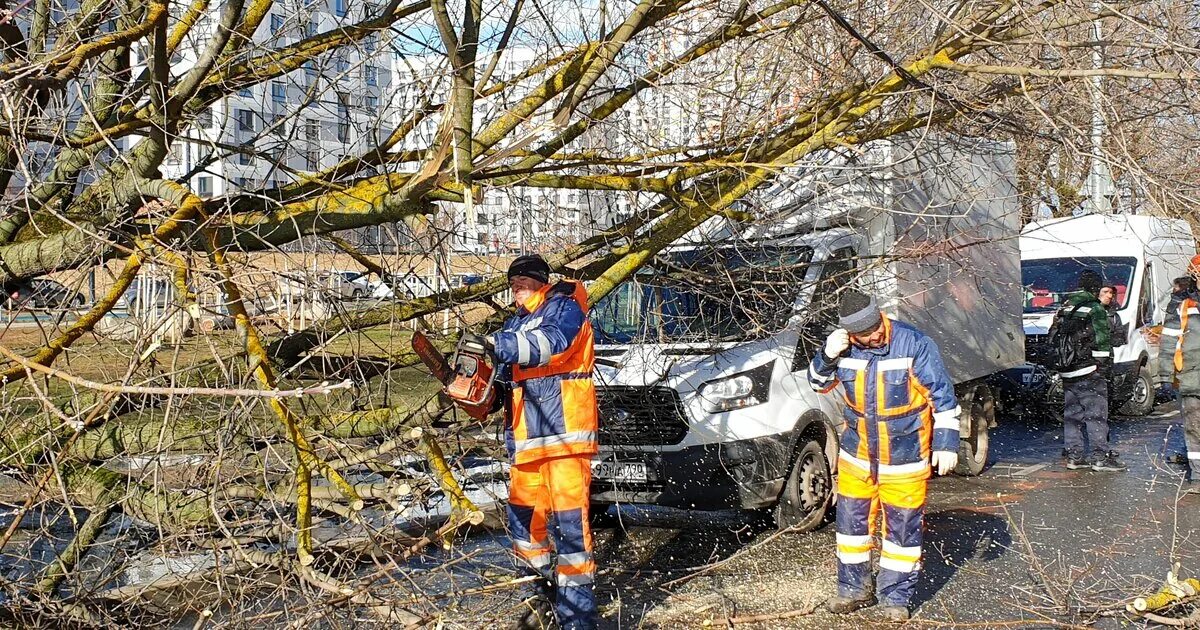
left=699, top=361, right=774, bottom=413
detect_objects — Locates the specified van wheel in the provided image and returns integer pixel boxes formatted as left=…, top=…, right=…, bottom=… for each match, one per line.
left=775, top=440, right=832, bottom=532
left=956, top=386, right=992, bottom=476
left=1120, top=366, right=1155, bottom=417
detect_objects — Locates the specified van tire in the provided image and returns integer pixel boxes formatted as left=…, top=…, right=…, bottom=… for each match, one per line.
left=955, top=385, right=992, bottom=476
left=1120, top=366, right=1155, bottom=417
left=775, top=439, right=833, bottom=532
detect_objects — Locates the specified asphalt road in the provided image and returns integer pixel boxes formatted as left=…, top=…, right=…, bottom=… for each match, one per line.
left=586, top=403, right=1200, bottom=628
left=437, top=403, right=1198, bottom=628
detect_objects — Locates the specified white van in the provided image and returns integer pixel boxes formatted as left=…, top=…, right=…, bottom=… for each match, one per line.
left=589, top=136, right=1024, bottom=531
left=1010, top=215, right=1196, bottom=416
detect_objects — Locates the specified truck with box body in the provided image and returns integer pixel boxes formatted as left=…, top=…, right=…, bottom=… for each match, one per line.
left=588, top=136, right=1025, bottom=531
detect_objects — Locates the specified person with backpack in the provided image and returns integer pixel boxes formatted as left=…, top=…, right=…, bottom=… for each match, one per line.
left=1050, top=270, right=1125, bottom=471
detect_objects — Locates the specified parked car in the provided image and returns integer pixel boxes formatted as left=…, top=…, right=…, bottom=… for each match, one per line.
left=6, top=279, right=85, bottom=311
left=323, top=270, right=371, bottom=300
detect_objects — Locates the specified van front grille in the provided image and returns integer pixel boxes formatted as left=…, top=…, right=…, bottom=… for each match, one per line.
left=596, top=386, right=689, bottom=446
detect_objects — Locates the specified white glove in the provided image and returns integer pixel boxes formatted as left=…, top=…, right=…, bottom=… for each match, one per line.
left=824, top=328, right=851, bottom=360
left=931, top=450, right=958, bottom=476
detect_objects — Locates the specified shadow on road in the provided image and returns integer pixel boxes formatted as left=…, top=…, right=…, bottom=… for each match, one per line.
left=911, top=508, right=1011, bottom=610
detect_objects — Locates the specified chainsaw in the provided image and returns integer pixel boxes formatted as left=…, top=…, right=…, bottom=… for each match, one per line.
left=412, top=331, right=497, bottom=421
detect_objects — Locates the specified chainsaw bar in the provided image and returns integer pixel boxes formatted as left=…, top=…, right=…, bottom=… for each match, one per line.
left=411, top=331, right=453, bottom=385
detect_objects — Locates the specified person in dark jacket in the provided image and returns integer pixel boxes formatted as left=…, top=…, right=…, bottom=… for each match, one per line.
left=1099, top=285, right=1127, bottom=350
left=1167, top=256, right=1200, bottom=472
left=1157, top=276, right=1199, bottom=400
left=1055, top=270, right=1125, bottom=471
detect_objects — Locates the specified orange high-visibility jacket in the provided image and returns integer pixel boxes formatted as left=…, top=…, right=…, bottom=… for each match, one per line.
left=492, top=280, right=598, bottom=465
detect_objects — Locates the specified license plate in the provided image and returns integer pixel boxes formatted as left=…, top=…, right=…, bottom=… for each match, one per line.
left=591, top=460, right=648, bottom=482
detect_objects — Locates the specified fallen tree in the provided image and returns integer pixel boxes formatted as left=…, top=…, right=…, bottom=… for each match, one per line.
left=0, top=0, right=1197, bottom=624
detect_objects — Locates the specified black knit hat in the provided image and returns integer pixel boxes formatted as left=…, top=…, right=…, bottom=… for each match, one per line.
left=838, top=290, right=882, bottom=334
left=507, top=254, right=551, bottom=284
left=1078, top=270, right=1103, bottom=295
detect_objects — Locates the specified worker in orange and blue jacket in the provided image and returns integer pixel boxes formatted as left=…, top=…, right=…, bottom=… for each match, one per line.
left=807, top=290, right=961, bottom=622
left=470, top=254, right=598, bottom=630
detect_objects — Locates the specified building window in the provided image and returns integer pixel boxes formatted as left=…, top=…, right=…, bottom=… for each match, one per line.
left=232, top=176, right=249, bottom=189
left=271, top=81, right=286, bottom=103
left=270, top=14, right=285, bottom=34
left=364, top=34, right=377, bottom=53
left=196, top=107, right=213, bottom=129
left=196, top=176, right=212, bottom=198
left=304, top=61, right=318, bottom=80
left=238, top=145, right=253, bottom=165
left=305, top=149, right=318, bottom=170
left=306, top=17, right=318, bottom=36
left=364, top=66, right=377, bottom=87
left=336, top=95, right=351, bottom=142
left=305, top=120, right=319, bottom=142
left=364, top=94, right=378, bottom=115
left=236, top=109, right=255, bottom=132
left=335, top=57, right=349, bottom=75
left=238, top=86, right=252, bottom=98
left=269, top=113, right=285, bottom=136
left=334, top=0, right=347, bottom=17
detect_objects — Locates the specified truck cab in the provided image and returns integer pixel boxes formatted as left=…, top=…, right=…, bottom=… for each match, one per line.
left=589, top=229, right=859, bottom=531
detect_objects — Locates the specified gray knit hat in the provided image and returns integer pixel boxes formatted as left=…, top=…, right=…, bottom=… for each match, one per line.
left=838, top=290, right=882, bottom=334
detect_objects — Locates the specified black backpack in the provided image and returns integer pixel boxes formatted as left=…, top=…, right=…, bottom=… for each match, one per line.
left=1046, top=303, right=1094, bottom=372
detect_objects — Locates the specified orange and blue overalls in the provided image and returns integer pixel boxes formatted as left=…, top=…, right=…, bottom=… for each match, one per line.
left=492, top=280, right=598, bottom=629
left=808, top=316, right=961, bottom=606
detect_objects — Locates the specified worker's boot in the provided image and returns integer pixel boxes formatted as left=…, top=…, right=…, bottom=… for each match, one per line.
left=877, top=605, right=910, bottom=622
left=1065, top=449, right=1090, bottom=470
left=515, top=579, right=559, bottom=630
left=1092, top=451, right=1128, bottom=472
left=826, top=593, right=877, bottom=614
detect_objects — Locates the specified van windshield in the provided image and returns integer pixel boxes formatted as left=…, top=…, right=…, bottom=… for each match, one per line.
left=592, top=245, right=814, bottom=343
left=1021, top=256, right=1137, bottom=313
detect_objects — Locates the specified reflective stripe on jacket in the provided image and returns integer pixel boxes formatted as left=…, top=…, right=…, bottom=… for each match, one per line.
left=493, top=280, right=598, bottom=464
left=807, top=316, right=962, bottom=472
left=1160, top=289, right=1198, bottom=385
left=1176, top=297, right=1200, bottom=396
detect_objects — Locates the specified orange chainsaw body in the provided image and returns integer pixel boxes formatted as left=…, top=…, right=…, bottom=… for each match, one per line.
left=412, top=331, right=496, bottom=421
left=445, top=349, right=496, bottom=420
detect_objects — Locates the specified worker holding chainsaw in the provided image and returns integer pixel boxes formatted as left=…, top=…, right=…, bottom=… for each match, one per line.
left=462, top=254, right=599, bottom=630
left=807, top=290, right=960, bottom=622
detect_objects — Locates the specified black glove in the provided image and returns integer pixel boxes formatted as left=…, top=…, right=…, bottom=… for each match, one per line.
left=490, top=382, right=511, bottom=415
left=460, top=332, right=493, bottom=354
